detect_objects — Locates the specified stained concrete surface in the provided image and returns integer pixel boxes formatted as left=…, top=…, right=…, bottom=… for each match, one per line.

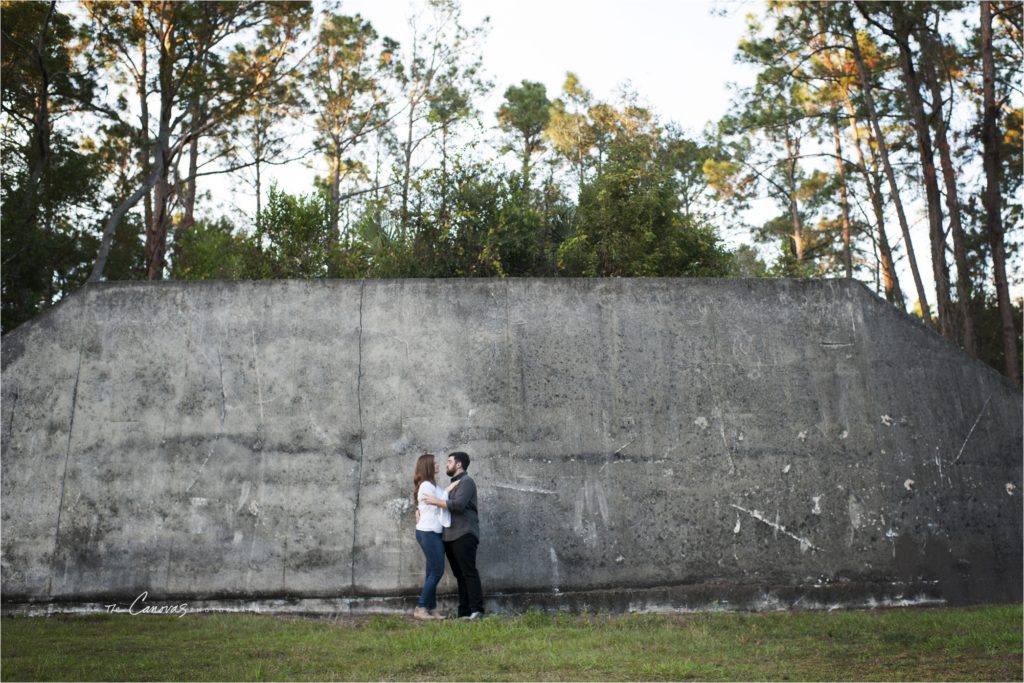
left=1, top=278, right=1020, bottom=613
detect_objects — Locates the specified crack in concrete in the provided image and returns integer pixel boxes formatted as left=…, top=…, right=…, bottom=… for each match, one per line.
left=350, top=281, right=366, bottom=590
left=49, top=344, right=84, bottom=598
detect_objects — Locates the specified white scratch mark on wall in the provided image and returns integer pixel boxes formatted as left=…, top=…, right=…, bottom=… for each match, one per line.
left=232, top=531, right=243, bottom=545
left=847, top=494, right=864, bottom=547
left=614, top=437, right=636, bottom=455
left=549, top=547, right=560, bottom=593
left=236, top=481, right=252, bottom=513
left=839, top=430, right=848, bottom=440
left=590, top=480, right=610, bottom=525
left=885, top=529, right=898, bottom=557
left=881, top=414, right=894, bottom=426
left=954, top=393, right=993, bottom=462
left=904, top=479, right=915, bottom=491
left=185, top=449, right=214, bottom=492
left=733, top=515, right=741, bottom=534
left=1006, top=483, right=1017, bottom=496
left=783, top=464, right=792, bottom=474
left=248, top=501, right=260, bottom=517
left=493, top=483, right=556, bottom=495
left=729, top=504, right=823, bottom=552
left=798, top=431, right=807, bottom=442
left=711, top=408, right=737, bottom=474
left=811, top=496, right=822, bottom=515
left=694, top=416, right=709, bottom=430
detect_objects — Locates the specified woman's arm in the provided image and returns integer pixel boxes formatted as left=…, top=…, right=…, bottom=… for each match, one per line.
left=422, top=493, right=447, bottom=509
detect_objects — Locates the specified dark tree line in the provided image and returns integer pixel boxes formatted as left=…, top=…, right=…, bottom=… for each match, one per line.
left=2, top=0, right=1020, bottom=382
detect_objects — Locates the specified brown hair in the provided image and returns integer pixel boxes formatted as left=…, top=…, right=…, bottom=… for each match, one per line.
left=413, top=454, right=436, bottom=505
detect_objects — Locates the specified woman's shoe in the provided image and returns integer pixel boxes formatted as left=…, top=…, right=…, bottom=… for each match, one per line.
left=427, top=609, right=446, bottom=620
left=413, top=607, right=433, bottom=621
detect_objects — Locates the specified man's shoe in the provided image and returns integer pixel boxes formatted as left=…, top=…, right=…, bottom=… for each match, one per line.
left=466, top=611, right=485, bottom=620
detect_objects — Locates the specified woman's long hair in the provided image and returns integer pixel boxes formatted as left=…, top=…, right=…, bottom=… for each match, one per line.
left=413, top=454, right=436, bottom=505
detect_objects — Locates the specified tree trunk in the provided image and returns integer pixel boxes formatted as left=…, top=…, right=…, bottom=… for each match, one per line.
left=146, top=11, right=176, bottom=281
left=831, top=114, right=853, bottom=278
left=90, top=151, right=165, bottom=282
left=845, top=11, right=930, bottom=319
left=139, top=32, right=153, bottom=243
left=842, top=91, right=903, bottom=308
left=329, top=135, right=342, bottom=235
left=254, top=146, right=263, bottom=234
left=980, top=0, right=1020, bottom=384
left=18, top=0, right=57, bottom=232
left=400, top=101, right=415, bottom=239
left=919, top=25, right=976, bottom=355
left=888, top=7, right=954, bottom=338
left=182, top=96, right=200, bottom=233
left=439, top=123, right=449, bottom=232
left=783, top=129, right=804, bottom=262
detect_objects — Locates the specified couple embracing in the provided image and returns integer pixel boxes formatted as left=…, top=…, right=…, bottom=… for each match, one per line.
left=412, top=451, right=484, bottom=621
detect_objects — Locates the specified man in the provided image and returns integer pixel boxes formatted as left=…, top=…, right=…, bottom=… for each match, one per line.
left=424, top=451, right=483, bottom=619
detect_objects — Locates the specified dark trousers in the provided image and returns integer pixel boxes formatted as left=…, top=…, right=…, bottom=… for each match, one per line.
left=444, top=533, right=483, bottom=616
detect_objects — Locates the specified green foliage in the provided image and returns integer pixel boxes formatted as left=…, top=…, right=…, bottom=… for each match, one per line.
left=251, top=185, right=367, bottom=279
left=560, top=118, right=732, bottom=278
left=170, top=218, right=258, bottom=280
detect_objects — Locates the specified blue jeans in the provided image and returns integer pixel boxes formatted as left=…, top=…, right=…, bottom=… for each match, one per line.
left=415, top=530, right=445, bottom=609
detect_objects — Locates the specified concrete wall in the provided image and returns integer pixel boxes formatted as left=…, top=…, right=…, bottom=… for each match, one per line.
left=2, top=279, right=1021, bottom=613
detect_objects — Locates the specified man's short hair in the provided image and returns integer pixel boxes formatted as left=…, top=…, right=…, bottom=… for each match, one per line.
left=449, top=451, right=470, bottom=471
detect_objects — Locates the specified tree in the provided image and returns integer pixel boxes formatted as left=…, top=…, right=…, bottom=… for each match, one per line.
left=857, top=2, right=954, bottom=339
left=392, top=0, right=487, bottom=237
left=84, top=0, right=311, bottom=282
left=1, top=0, right=103, bottom=331
left=916, top=8, right=977, bottom=353
left=560, top=106, right=731, bottom=278
left=497, top=80, right=550, bottom=189
left=979, top=0, right=1020, bottom=383
left=842, top=6, right=932, bottom=318
left=546, top=72, right=596, bottom=191
left=308, top=12, right=396, bottom=236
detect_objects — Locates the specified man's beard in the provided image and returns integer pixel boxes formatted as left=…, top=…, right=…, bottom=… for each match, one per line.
left=446, top=465, right=456, bottom=477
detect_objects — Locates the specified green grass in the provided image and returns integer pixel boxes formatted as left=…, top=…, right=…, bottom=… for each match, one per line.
left=2, top=605, right=1021, bottom=681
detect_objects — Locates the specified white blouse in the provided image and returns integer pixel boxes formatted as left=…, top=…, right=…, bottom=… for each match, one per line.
left=416, top=481, right=451, bottom=533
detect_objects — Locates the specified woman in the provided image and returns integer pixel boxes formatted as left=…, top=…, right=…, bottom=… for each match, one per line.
left=412, top=453, right=459, bottom=621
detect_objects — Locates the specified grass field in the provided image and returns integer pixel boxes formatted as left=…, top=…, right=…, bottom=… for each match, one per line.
left=1, top=605, right=1021, bottom=681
